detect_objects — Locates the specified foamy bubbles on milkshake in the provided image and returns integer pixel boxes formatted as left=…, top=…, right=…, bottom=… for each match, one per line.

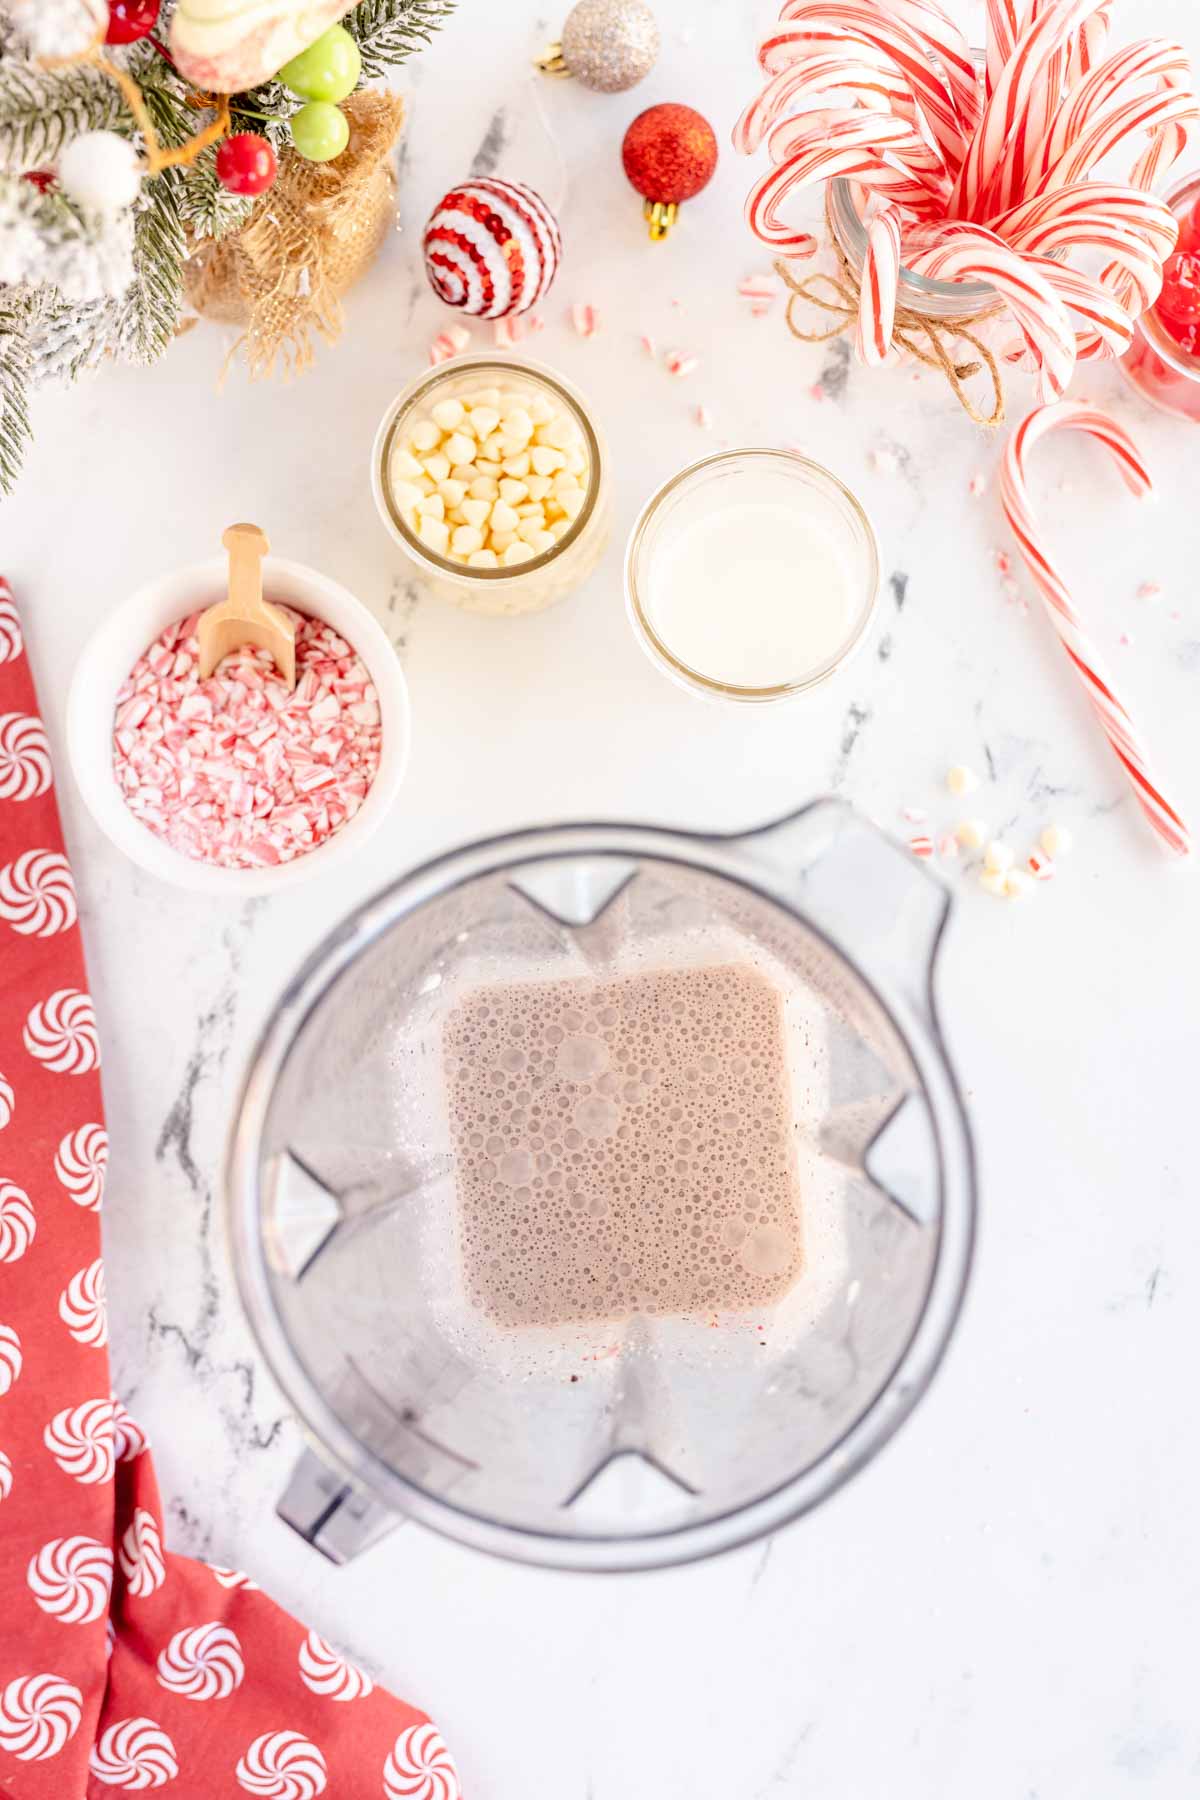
left=442, top=964, right=805, bottom=1329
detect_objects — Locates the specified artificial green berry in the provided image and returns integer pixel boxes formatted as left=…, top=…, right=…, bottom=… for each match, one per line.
left=279, top=25, right=361, bottom=103
left=291, top=100, right=350, bottom=163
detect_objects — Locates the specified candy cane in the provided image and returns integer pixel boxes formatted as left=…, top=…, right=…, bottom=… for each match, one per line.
left=952, top=0, right=1109, bottom=219
left=1038, top=85, right=1199, bottom=196
left=734, top=45, right=924, bottom=154
left=767, top=4, right=971, bottom=167
left=747, top=113, right=941, bottom=252
left=1032, top=39, right=1191, bottom=191
left=1000, top=403, right=1189, bottom=859
left=910, top=228, right=1077, bottom=399
left=986, top=0, right=1020, bottom=98
left=857, top=203, right=902, bottom=364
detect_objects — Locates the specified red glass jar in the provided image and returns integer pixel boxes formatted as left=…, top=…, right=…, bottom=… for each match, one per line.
left=1119, top=170, right=1200, bottom=424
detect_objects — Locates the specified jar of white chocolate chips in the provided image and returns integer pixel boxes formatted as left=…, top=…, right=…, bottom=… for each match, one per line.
left=371, top=357, right=611, bottom=616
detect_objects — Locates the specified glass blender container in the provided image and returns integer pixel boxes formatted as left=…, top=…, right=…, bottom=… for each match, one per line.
left=227, top=801, right=975, bottom=1572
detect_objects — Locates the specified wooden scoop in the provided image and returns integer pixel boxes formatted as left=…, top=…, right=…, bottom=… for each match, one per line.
left=197, top=523, right=296, bottom=689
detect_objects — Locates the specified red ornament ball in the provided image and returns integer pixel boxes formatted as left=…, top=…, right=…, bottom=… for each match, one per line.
left=621, top=103, right=717, bottom=206
left=105, top=0, right=160, bottom=44
left=423, top=179, right=561, bottom=319
left=215, top=133, right=278, bottom=197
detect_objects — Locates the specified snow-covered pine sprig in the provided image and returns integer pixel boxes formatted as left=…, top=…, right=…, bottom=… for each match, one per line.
left=0, top=59, right=127, bottom=171
left=344, top=0, right=456, bottom=81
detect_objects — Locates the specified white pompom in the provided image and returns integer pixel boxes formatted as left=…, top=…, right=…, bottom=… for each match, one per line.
left=58, top=132, right=143, bottom=215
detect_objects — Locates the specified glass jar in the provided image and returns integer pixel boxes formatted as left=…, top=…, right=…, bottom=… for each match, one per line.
left=827, top=176, right=998, bottom=328
left=1118, top=170, right=1200, bottom=424
left=624, top=448, right=879, bottom=704
left=371, top=355, right=611, bottom=616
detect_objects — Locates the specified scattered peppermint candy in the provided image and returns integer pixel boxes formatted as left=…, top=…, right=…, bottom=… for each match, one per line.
left=429, top=326, right=470, bottom=365
left=663, top=347, right=698, bottom=377
left=570, top=303, right=599, bottom=337
left=968, top=472, right=986, bottom=497
left=1137, top=580, right=1162, bottom=603
left=694, top=404, right=712, bottom=429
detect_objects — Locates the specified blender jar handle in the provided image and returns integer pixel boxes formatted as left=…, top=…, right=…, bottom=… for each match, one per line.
left=727, top=798, right=951, bottom=1026
left=276, top=1446, right=399, bottom=1564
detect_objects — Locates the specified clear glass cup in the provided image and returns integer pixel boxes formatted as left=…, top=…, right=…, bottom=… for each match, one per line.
left=624, top=449, right=879, bottom=703
left=1118, top=170, right=1200, bottom=424
left=371, top=355, right=611, bottom=616
left=227, top=803, right=976, bottom=1572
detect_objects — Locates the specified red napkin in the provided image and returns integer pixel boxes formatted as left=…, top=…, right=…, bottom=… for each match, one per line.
left=0, top=579, right=461, bottom=1798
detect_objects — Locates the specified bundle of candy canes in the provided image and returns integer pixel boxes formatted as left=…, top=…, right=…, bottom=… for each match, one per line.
left=736, top=0, right=1199, bottom=395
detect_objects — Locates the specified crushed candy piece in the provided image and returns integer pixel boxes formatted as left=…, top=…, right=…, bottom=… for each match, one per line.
left=664, top=347, right=699, bottom=377
left=493, top=316, right=523, bottom=347
left=1027, top=850, right=1056, bottom=880
left=694, top=404, right=712, bottom=429
left=908, top=834, right=934, bottom=859
left=901, top=805, right=927, bottom=823
left=968, top=472, right=986, bottom=497
left=112, top=609, right=382, bottom=871
left=429, top=325, right=470, bottom=365
left=570, top=303, right=599, bottom=337
left=639, top=334, right=657, bottom=357
left=937, top=833, right=960, bottom=859
left=1137, top=580, right=1162, bottom=603
left=738, top=274, right=778, bottom=304
left=995, top=549, right=1012, bottom=577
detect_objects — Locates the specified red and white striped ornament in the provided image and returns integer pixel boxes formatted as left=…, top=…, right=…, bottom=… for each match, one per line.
left=422, top=178, right=561, bottom=320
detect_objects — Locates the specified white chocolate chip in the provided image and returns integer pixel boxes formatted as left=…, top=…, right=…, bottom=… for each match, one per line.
left=418, top=515, right=450, bottom=555
left=490, top=500, right=519, bottom=534
left=450, top=462, right=477, bottom=484
left=474, top=386, right=502, bottom=408
left=416, top=492, right=444, bottom=520
left=502, top=406, right=533, bottom=441
left=391, top=480, right=424, bottom=515
left=391, top=447, right=423, bottom=481
left=946, top=764, right=980, bottom=797
left=501, top=540, right=536, bottom=565
left=525, top=474, right=551, bottom=502
left=983, top=840, right=1014, bottom=873
left=467, top=548, right=499, bottom=568
left=410, top=420, right=439, bottom=453
left=558, top=487, right=586, bottom=519
left=499, top=477, right=529, bottom=504
left=515, top=502, right=542, bottom=518
left=460, top=497, right=491, bottom=529
left=552, top=471, right=580, bottom=501
left=502, top=452, right=531, bottom=477
left=451, top=524, right=484, bottom=555
left=443, top=431, right=475, bottom=467
left=489, top=530, right=516, bottom=553
left=1040, top=824, right=1072, bottom=858
left=979, top=869, right=1008, bottom=898
left=530, top=393, right=555, bottom=424
left=531, top=445, right=564, bottom=476
left=517, top=516, right=546, bottom=545
left=955, top=819, right=988, bottom=851
left=431, top=396, right=465, bottom=431
left=527, top=528, right=556, bottom=554
left=469, top=406, right=500, bottom=440
left=468, top=476, right=499, bottom=501
left=438, top=478, right=467, bottom=508
left=423, top=452, right=451, bottom=483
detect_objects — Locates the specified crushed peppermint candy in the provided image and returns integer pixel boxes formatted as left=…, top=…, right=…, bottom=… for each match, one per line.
left=430, top=325, right=470, bottom=365
left=570, top=303, right=599, bottom=337
left=694, top=403, right=713, bottom=429
left=113, top=607, right=382, bottom=870
left=663, top=347, right=698, bottom=377
left=1136, top=580, right=1162, bottom=603
left=493, top=316, right=523, bottom=347
left=968, top=472, right=986, bottom=497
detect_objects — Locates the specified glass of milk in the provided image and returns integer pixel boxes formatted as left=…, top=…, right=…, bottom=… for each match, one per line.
left=624, top=449, right=879, bottom=703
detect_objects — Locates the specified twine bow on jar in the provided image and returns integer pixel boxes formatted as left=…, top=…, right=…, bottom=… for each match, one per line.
left=775, top=198, right=1007, bottom=428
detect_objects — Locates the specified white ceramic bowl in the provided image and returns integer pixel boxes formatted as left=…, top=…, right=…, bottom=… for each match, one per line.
left=67, top=555, right=411, bottom=896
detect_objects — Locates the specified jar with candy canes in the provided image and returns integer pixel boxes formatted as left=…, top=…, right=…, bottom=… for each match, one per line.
left=819, top=179, right=1005, bottom=426
left=371, top=358, right=610, bottom=616
left=1118, top=170, right=1200, bottom=425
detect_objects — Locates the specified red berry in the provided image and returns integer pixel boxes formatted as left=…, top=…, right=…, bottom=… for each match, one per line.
left=215, top=133, right=278, bottom=197
left=105, top=0, right=160, bottom=43
left=21, top=170, right=55, bottom=193
left=1157, top=250, right=1200, bottom=327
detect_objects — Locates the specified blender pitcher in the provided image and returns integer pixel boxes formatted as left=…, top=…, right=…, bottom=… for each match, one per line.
left=227, top=800, right=975, bottom=1572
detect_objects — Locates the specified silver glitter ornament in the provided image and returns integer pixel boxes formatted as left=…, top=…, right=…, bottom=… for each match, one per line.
left=540, top=0, right=660, bottom=94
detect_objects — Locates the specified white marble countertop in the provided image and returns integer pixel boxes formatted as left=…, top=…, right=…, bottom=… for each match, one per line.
left=6, top=1, right=1200, bottom=1793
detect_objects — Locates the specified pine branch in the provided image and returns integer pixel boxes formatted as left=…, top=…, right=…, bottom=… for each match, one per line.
left=343, top=0, right=455, bottom=81
left=112, top=176, right=186, bottom=363
left=176, top=151, right=255, bottom=242
left=0, top=61, right=126, bottom=172
left=0, top=295, right=32, bottom=497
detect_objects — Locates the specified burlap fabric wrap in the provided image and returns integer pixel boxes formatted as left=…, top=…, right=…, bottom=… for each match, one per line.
left=185, top=89, right=404, bottom=376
